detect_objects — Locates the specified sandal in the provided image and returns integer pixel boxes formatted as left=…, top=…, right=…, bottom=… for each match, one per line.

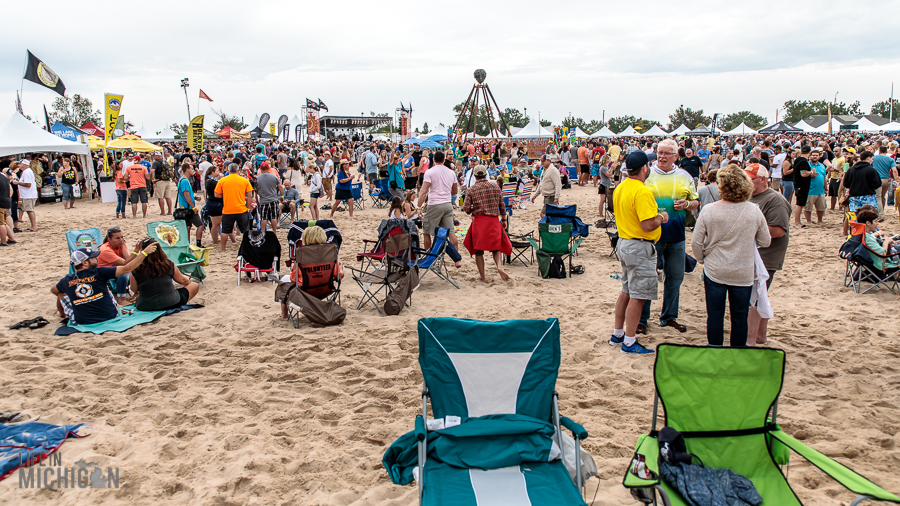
left=29, top=317, right=50, bottom=329
left=9, top=317, right=39, bottom=330
left=570, top=265, right=585, bottom=275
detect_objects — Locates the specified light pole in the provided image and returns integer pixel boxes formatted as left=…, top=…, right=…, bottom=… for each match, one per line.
left=180, top=78, right=191, bottom=124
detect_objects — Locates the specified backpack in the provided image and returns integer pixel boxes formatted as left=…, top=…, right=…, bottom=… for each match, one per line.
left=160, top=160, right=175, bottom=181
left=548, top=255, right=567, bottom=279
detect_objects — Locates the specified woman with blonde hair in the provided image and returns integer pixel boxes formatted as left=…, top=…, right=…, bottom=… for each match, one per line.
left=691, top=164, right=771, bottom=347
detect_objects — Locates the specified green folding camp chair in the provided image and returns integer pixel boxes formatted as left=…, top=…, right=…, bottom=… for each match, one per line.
left=383, top=318, right=592, bottom=506
left=146, top=220, right=206, bottom=283
left=527, top=222, right=585, bottom=277
left=623, top=344, right=900, bottom=506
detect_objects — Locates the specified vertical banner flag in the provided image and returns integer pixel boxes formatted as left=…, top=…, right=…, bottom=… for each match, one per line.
left=16, top=91, right=24, bottom=115
left=104, top=93, right=123, bottom=141
left=259, top=113, right=270, bottom=132
left=188, top=115, right=205, bottom=154
left=296, top=124, right=302, bottom=142
left=399, top=110, right=410, bottom=141
left=23, top=50, right=66, bottom=96
left=283, top=124, right=290, bottom=142
left=277, top=115, right=288, bottom=141
left=827, top=105, right=833, bottom=135
left=112, top=116, right=125, bottom=139
left=307, top=110, right=320, bottom=139
left=269, top=123, right=276, bottom=135
left=43, top=105, right=51, bottom=131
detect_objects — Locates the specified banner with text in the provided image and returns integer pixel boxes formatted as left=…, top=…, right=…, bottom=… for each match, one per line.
left=188, top=115, right=205, bottom=154
left=104, top=93, right=123, bottom=141
left=306, top=111, right=320, bottom=139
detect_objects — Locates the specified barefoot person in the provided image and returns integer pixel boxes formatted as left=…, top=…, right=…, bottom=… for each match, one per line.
left=463, top=165, right=511, bottom=282
left=608, top=151, right=667, bottom=355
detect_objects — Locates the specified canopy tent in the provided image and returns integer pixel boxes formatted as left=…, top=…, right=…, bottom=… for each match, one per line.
left=402, top=137, right=423, bottom=145
left=670, top=124, right=690, bottom=135
left=229, top=130, right=251, bottom=140
left=106, top=134, right=162, bottom=152
left=509, top=126, right=523, bottom=136
left=813, top=118, right=844, bottom=134
left=758, top=121, right=803, bottom=134
left=215, top=126, right=241, bottom=138
left=51, top=121, right=89, bottom=142
left=641, top=125, right=669, bottom=137
left=87, top=135, right=105, bottom=150
left=615, top=126, right=638, bottom=137
left=723, top=123, right=758, bottom=136
left=80, top=121, right=104, bottom=137
left=571, top=127, right=593, bottom=138
left=425, top=131, right=449, bottom=141
left=249, top=126, right=276, bottom=139
left=880, top=121, right=900, bottom=132
left=0, top=113, right=90, bottom=157
left=512, top=119, right=552, bottom=138
left=243, top=115, right=260, bottom=134
left=590, top=126, right=616, bottom=138
left=853, top=117, right=885, bottom=132
left=134, top=125, right=152, bottom=138
left=146, top=128, right=176, bottom=142
left=417, top=139, right=443, bottom=149
left=793, top=120, right=817, bottom=133
left=686, top=125, right=720, bottom=136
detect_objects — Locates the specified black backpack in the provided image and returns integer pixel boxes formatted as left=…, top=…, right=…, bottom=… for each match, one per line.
left=548, top=255, right=567, bottom=279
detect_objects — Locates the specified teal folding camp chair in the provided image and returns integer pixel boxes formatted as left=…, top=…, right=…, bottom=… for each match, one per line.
left=623, top=344, right=900, bottom=506
left=384, top=318, right=591, bottom=505
left=65, top=228, right=103, bottom=275
left=527, top=222, right=585, bottom=277
left=146, top=220, right=206, bottom=283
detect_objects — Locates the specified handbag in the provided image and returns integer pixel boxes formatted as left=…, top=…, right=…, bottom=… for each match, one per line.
left=173, top=207, right=193, bottom=220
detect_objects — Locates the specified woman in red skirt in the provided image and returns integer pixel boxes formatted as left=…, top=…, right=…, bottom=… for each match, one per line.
left=463, top=165, right=512, bottom=282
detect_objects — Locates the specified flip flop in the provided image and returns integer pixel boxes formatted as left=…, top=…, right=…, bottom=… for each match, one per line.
left=28, top=317, right=49, bottom=329
left=571, top=265, right=585, bottom=275
left=9, top=318, right=37, bottom=330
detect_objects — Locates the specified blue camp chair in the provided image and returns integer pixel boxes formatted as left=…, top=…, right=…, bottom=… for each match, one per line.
left=65, top=228, right=103, bottom=275
left=541, top=204, right=589, bottom=238
left=383, top=318, right=592, bottom=505
left=335, top=183, right=365, bottom=212
left=370, top=178, right=392, bottom=209
left=410, top=227, right=459, bottom=289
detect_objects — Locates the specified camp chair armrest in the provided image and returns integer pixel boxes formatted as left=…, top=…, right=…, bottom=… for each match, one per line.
left=526, top=237, right=540, bottom=249
left=361, top=239, right=378, bottom=244
left=559, top=417, right=588, bottom=440
left=767, top=430, right=900, bottom=502
left=414, top=415, right=426, bottom=441
left=623, top=434, right=661, bottom=488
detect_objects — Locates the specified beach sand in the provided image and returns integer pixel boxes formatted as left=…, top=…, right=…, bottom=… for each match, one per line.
left=2, top=182, right=899, bottom=505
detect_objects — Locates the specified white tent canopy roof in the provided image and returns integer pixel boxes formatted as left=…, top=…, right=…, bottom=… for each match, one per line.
left=723, top=123, right=758, bottom=136
left=616, top=126, right=638, bottom=137
left=572, top=127, right=592, bottom=138
left=590, top=126, right=616, bottom=138
left=793, top=120, right=817, bottom=133
left=135, top=125, right=152, bottom=138
left=670, top=124, right=690, bottom=135
left=289, top=115, right=302, bottom=125
left=853, top=117, right=884, bottom=132
left=813, top=118, right=843, bottom=133
left=146, top=127, right=176, bottom=142
left=641, top=125, right=669, bottom=137
left=512, top=119, right=552, bottom=138
left=880, top=121, right=900, bottom=131
left=0, top=113, right=90, bottom=157
left=243, top=115, right=260, bottom=133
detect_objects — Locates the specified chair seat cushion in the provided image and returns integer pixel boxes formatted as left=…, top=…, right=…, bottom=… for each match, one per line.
left=423, top=460, right=585, bottom=506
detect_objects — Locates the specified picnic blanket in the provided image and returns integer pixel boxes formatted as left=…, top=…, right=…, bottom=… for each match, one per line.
left=0, top=422, right=89, bottom=481
left=55, top=304, right=203, bottom=336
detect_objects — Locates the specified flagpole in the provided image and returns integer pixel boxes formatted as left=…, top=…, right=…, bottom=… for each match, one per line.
left=20, top=53, right=27, bottom=105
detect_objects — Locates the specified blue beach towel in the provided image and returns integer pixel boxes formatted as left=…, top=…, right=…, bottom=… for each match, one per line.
left=0, top=422, right=89, bottom=481
left=55, top=304, right=203, bottom=336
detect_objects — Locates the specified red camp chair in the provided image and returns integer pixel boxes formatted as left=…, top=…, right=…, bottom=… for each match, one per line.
left=357, top=226, right=402, bottom=272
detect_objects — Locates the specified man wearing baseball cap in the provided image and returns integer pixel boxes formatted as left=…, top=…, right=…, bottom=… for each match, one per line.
left=608, top=151, right=667, bottom=355
left=531, top=154, right=561, bottom=217
left=51, top=240, right=158, bottom=325
left=746, top=163, right=791, bottom=347
left=125, top=154, right=149, bottom=219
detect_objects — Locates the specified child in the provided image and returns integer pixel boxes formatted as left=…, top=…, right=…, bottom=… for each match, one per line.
left=857, top=208, right=898, bottom=271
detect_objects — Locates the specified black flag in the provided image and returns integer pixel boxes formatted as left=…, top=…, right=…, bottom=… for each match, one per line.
left=306, top=98, right=319, bottom=111
left=23, top=50, right=66, bottom=96
left=400, top=102, right=407, bottom=113
left=317, top=99, right=328, bottom=112
left=43, top=105, right=52, bottom=131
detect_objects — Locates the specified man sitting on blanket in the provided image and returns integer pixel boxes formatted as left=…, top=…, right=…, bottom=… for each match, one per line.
left=51, top=240, right=158, bottom=325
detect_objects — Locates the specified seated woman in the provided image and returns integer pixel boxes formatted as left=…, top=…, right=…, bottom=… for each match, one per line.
left=857, top=209, right=899, bottom=272
left=129, top=238, right=200, bottom=311
left=280, top=226, right=343, bottom=318
left=96, top=226, right=133, bottom=305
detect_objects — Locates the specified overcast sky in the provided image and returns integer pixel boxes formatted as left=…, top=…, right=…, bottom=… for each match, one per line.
left=5, top=0, right=900, bottom=134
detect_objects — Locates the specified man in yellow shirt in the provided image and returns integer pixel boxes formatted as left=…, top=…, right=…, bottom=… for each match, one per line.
left=609, top=151, right=668, bottom=355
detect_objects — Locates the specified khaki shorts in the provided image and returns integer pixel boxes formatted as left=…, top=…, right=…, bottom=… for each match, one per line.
left=617, top=238, right=658, bottom=301
left=771, top=178, right=781, bottom=192
left=322, top=178, right=333, bottom=193
left=0, top=208, right=7, bottom=223
left=155, top=180, right=177, bottom=199
left=804, top=194, right=826, bottom=212
left=541, top=195, right=556, bottom=214
left=21, top=198, right=36, bottom=212
left=422, top=202, right=454, bottom=235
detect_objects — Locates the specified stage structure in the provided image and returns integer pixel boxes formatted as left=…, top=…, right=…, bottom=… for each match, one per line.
left=452, top=69, right=510, bottom=143
left=319, top=115, right=392, bottom=139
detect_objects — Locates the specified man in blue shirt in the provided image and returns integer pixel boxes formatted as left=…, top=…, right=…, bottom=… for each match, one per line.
left=364, top=145, right=379, bottom=194
left=52, top=242, right=157, bottom=325
left=803, top=150, right=827, bottom=224
left=696, top=146, right=710, bottom=168
left=176, top=163, right=205, bottom=246
left=872, top=145, right=897, bottom=214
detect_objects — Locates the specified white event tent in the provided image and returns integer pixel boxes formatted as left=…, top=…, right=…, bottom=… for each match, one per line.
left=243, top=115, right=260, bottom=134
left=723, top=123, right=758, bottom=136
left=880, top=121, right=900, bottom=132
left=571, top=127, right=592, bottom=138
left=590, top=126, right=616, bottom=138
left=616, top=126, right=638, bottom=137
left=670, top=124, right=690, bottom=135
left=793, top=120, right=817, bottom=133
left=512, top=119, right=553, bottom=138
left=853, top=117, right=884, bottom=132
left=0, top=113, right=90, bottom=157
left=641, top=125, right=669, bottom=137
left=813, top=118, right=844, bottom=133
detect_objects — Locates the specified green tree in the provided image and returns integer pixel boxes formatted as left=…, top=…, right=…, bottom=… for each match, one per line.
left=211, top=108, right=248, bottom=131
left=453, top=103, right=505, bottom=136
left=608, top=116, right=660, bottom=134
left=421, top=122, right=430, bottom=134
left=783, top=99, right=862, bottom=124
left=559, top=116, right=607, bottom=134
left=49, top=94, right=102, bottom=126
left=666, top=105, right=711, bottom=131
left=169, top=123, right=187, bottom=136
left=720, top=111, right=768, bottom=131
left=539, top=119, right=552, bottom=127
left=499, top=108, right=528, bottom=128
left=870, top=99, right=900, bottom=121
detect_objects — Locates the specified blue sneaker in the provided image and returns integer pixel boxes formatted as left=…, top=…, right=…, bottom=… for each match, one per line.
left=608, top=334, right=624, bottom=346
left=621, top=341, right=655, bottom=355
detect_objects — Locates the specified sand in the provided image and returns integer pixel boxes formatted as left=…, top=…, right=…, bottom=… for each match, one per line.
left=2, top=181, right=900, bottom=505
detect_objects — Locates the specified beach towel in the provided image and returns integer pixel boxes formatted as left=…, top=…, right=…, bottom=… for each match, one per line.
left=0, top=422, right=89, bottom=482
left=55, top=304, right=203, bottom=336
left=749, top=247, right=772, bottom=319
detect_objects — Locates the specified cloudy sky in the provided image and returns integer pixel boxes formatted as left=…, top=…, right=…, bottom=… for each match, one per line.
left=4, top=0, right=899, bottom=134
